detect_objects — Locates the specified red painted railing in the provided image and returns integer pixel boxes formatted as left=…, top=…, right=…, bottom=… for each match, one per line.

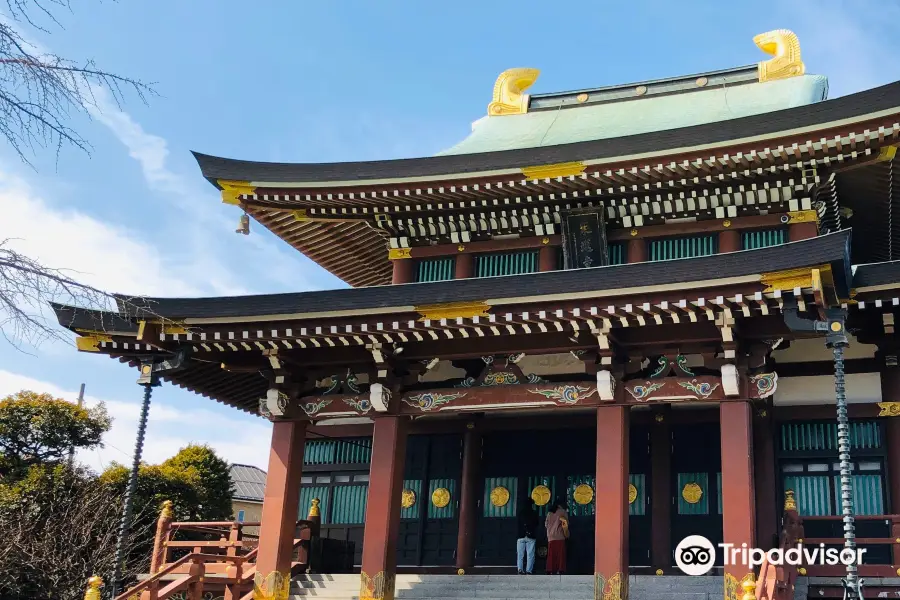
left=757, top=490, right=900, bottom=600
left=800, top=513, right=900, bottom=577
left=757, top=490, right=804, bottom=600
left=104, top=501, right=320, bottom=600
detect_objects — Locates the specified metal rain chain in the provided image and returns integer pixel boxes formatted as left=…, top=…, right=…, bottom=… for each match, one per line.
left=109, top=348, right=190, bottom=598
left=783, top=297, right=864, bottom=600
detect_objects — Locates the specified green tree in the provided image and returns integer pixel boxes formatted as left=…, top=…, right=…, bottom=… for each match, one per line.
left=0, top=391, right=110, bottom=481
left=100, top=444, right=234, bottom=522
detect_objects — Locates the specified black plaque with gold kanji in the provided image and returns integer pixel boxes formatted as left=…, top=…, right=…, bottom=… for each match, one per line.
left=562, top=208, right=609, bottom=269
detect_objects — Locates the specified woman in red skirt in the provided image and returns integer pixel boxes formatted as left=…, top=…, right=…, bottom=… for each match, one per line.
left=544, top=501, right=569, bottom=574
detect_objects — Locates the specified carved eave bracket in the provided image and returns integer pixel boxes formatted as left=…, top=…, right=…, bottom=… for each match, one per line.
left=487, top=68, right=540, bottom=116
left=754, top=29, right=805, bottom=82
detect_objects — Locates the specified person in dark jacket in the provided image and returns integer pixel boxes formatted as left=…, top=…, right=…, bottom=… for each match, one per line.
left=516, top=499, right=539, bottom=574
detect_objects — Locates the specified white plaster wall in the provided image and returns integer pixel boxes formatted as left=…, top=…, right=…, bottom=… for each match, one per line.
left=772, top=336, right=877, bottom=363
left=774, top=373, right=881, bottom=405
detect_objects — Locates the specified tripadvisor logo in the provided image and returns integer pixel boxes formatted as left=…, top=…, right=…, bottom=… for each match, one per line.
left=675, top=535, right=867, bottom=576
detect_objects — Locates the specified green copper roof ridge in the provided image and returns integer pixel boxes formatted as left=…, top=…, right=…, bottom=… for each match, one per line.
left=529, top=64, right=758, bottom=101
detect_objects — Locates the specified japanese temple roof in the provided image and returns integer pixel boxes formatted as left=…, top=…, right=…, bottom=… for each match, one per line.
left=193, top=78, right=895, bottom=187
left=438, top=73, right=828, bottom=156
left=51, top=231, right=865, bottom=413
left=852, top=261, right=900, bottom=290
left=114, top=231, right=851, bottom=320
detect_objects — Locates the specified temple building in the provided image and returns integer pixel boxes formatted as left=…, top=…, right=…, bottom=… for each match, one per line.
left=57, top=29, right=900, bottom=600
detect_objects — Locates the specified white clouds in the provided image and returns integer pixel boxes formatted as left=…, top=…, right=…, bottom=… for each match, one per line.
left=0, top=169, right=212, bottom=299
left=0, top=369, right=271, bottom=471
left=87, top=89, right=319, bottom=294
left=779, top=1, right=900, bottom=98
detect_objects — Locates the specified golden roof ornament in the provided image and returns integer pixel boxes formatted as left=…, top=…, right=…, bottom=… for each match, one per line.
left=628, top=483, right=638, bottom=505
left=488, top=68, right=540, bottom=116
left=401, top=489, right=417, bottom=509
left=754, top=29, right=805, bottom=82
left=308, top=497, right=321, bottom=518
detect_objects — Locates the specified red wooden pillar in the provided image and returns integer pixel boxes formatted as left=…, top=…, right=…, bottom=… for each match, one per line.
left=360, top=416, right=408, bottom=600
left=455, top=253, right=474, bottom=279
left=880, top=361, right=900, bottom=513
left=718, top=229, right=740, bottom=253
left=538, top=245, right=557, bottom=271
left=392, top=259, right=414, bottom=284
left=650, top=409, right=671, bottom=571
left=455, top=424, right=481, bottom=571
left=256, top=420, right=306, bottom=596
left=595, top=405, right=629, bottom=599
left=626, top=238, right=646, bottom=263
left=753, top=406, right=778, bottom=550
left=720, top=401, right=756, bottom=591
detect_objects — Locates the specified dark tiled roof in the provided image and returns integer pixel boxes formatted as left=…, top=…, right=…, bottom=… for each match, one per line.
left=112, top=231, right=851, bottom=320
left=230, top=464, right=266, bottom=502
left=192, top=80, right=900, bottom=184
left=853, top=261, right=900, bottom=289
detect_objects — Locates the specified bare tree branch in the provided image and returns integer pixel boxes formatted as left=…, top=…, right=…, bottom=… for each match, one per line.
left=0, top=1, right=160, bottom=350
left=0, top=2, right=156, bottom=166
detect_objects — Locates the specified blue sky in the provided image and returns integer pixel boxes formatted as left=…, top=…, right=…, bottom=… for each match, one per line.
left=0, top=0, right=898, bottom=471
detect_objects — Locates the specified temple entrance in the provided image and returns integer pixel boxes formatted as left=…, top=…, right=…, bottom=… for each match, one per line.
left=473, top=423, right=649, bottom=573
left=670, top=422, right=723, bottom=564
left=475, top=428, right=596, bottom=571
left=397, top=434, right=462, bottom=566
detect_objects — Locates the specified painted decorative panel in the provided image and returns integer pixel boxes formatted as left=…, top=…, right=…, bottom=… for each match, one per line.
left=648, top=235, right=717, bottom=261
left=299, top=485, right=330, bottom=523
left=607, top=242, right=626, bottom=266
left=482, top=477, right=517, bottom=518
left=676, top=472, right=709, bottom=515
left=474, top=251, right=538, bottom=278
left=629, top=474, right=646, bottom=516
left=780, top=422, right=881, bottom=453
left=833, top=474, right=884, bottom=516
left=428, top=478, right=457, bottom=519
left=330, top=484, right=368, bottom=524
left=567, top=475, right=595, bottom=517
left=400, top=479, right=422, bottom=519
left=784, top=475, right=832, bottom=516
left=416, top=257, right=455, bottom=282
left=741, top=228, right=786, bottom=250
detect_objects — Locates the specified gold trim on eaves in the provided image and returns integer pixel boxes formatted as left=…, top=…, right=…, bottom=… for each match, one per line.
left=415, top=301, right=491, bottom=321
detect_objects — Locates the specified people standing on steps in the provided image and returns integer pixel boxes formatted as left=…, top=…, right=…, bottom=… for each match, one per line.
left=516, top=498, right=539, bottom=574
left=544, top=499, right=569, bottom=575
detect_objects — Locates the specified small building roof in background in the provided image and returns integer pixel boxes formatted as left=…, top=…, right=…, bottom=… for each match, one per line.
left=230, top=464, right=266, bottom=502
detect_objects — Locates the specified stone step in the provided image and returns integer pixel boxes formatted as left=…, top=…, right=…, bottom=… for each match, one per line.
left=288, top=574, right=725, bottom=600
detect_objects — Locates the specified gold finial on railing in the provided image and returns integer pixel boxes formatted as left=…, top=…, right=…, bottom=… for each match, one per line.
left=84, top=576, right=102, bottom=600
left=160, top=499, right=174, bottom=519
left=308, top=497, right=321, bottom=518
left=741, top=575, right=757, bottom=600
left=784, top=489, right=797, bottom=511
